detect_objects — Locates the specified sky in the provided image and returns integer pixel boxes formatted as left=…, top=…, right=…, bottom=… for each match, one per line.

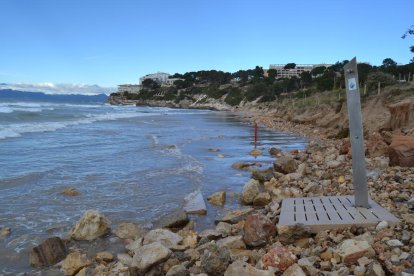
left=0, top=0, right=413, bottom=93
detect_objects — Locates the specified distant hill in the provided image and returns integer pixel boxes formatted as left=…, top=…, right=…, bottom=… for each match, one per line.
left=0, top=89, right=108, bottom=103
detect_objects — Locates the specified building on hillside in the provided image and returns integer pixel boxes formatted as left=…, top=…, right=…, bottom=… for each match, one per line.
left=164, top=78, right=185, bottom=86
left=117, top=84, right=142, bottom=94
left=269, top=64, right=333, bottom=79
left=139, top=72, right=171, bottom=85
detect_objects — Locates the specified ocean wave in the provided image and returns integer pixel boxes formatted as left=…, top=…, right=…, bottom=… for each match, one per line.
left=0, top=111, right=161, bottom=139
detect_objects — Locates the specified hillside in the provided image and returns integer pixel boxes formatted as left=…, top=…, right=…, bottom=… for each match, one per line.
left=0, top=89, right=108, bottom=103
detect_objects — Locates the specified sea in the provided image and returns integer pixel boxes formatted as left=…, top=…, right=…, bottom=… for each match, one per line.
left=0, top=99, right=307, bottom=273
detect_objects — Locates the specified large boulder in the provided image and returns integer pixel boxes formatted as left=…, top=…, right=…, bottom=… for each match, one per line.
left=113, top=223, right=146, bottom=240
left=184, top=191, right=207, bottom=215
left=29, top=237, right=67, bottom=267
left=131, top=242, right=172, bottom=272
left=61, top=252, right=91, bottom=276
left=273, top=156, right=298, bottom=174
left=388, top=135, right=414, bottom=167
left=241, top=179, right=260, bottom=204
left=143, top=229, right=183, bottom=249
left=224, top=260, right=274, bottom=276
left=158, top=209, right=189, bottom=229
left=69, top=210, right=110, bottom=241
left=243, top=214, right=276, bottom=247
left=261, top=245, right=297, bottom=272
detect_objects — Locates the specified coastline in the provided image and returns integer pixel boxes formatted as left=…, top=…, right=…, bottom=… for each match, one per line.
left=8, top=100, right=414, bottom=275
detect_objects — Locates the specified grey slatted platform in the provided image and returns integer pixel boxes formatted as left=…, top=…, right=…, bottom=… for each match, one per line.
left=278, top=195, right=399, bottom=232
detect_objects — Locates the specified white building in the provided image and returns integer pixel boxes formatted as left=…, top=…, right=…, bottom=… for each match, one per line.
left=164, top=78, right=184, bottom=86
left=117, top=84, right=142, bottom=94
left=269, top=64, right=333, bottom=79
left=139, top=72, right=171, bottom=85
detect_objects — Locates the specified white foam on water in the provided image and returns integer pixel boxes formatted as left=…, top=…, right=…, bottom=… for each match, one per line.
left=0, top=111, right=162, bottom=139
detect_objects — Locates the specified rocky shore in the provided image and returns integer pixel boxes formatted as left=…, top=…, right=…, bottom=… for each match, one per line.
left=18, top=104, right=414, bottom=276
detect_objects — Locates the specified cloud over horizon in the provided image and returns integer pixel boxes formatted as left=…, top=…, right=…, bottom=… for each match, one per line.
left=0, top=82, right=115, bottom=95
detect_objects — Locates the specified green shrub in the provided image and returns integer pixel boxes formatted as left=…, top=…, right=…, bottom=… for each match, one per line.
left=366, top=72, right=396, bottom=92
left=224, top=88, right=243, bottom=106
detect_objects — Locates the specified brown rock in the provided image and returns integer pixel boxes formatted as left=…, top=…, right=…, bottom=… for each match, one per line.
left=282, top=263, right=306, bottom=276
left=216, top=207, right=254, bottom=224
left=69, top=210, right=110, bottom=241
left=95, top=251, right=113, bottom=262
left=29, top=237, right=67, bottom=267
left=113, top=222, right=146, bottom=240
left=243, top=214, right=276, bottom=247
left=261, top=245, right=297, bottom=271
left=61, top=252, right=91, bottom=276
left=388, top=135, right=414, bottom=167
left=0, top=227, right=11, bottom=239
left=336, top=239, right=375, bottom=264
left=366, top=133, right=388, bottom=157
left=269, top=147, right=282, bottom=157
left=388, top=101, right=411, bottom=131
left=62, top=187, right=80, bottom=196
left=340, top=138, right=351, bottom=155
left=224, top=260, right=274, bottom=276
left=252, top=192, right=272, bottom=206
left=273, top=156, right=298, bottom=174
left=207, top=191, right=226, bottom=206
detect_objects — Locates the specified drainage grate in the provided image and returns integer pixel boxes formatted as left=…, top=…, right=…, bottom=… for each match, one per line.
left=278, top=195, right=399, bottom=232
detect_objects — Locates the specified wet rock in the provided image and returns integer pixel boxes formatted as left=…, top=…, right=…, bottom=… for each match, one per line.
left=224, top=260, right=274, bottom=276
left=336, top=239, right=375, bottom=264
left=241, top=179, right=260, bottom=204
left=389, top=135, right=414, bottom=167
left=216, top=207, right=255, bottom=224
left=95, top=251, right=113, bottom=262
left=159, top=209, right=189, bottom=229
left=29, top=237, right=67, bottom=267
left=253, top=192, right=272, bottom=206
left=282, top=263, right=306, bottom=276
left=131, top=242, right=172, bottom=272
left=274, top=156, right=298, bottom=174
left=261, top=245, right=297, bottom=271
left=269, top=147, right=282, bottom=157
left=249, top=149, right=262, bottom=157
left=207, top=191, right=226, bottom=206
left=69, top=210, right=110, bottom=241
left=184, top=191, right=207, bottom=215
left=208, top=148, right=220, bottom=152
left=143, top=229, right=183, bottom=249
left=232, top=162, right=256, bottom=170
left=62, top=187, right=80, bottom=196
left=243, top=214, right=276, bottom=247
left=200, top=245, right=231, bottom=276
left=217, top=236, right=246, bottom=249
left=113, top=222, right=146, bottom=240
left=0, top=227, right=11, bottom=239
left=61, top=252, right=91, bottom=276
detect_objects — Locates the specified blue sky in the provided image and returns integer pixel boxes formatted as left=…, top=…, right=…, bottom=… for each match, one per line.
left=0, top=0, right=413, bottom=89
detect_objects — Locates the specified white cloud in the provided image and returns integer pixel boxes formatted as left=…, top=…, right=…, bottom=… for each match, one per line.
left=0, top=82, right=115, bottom=95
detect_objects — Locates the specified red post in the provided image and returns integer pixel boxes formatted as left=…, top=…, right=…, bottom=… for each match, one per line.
left=254, top=122, right=258, bottom=149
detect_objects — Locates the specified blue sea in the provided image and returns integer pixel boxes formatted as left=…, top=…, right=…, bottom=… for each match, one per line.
left=0, top=100, right=307, bottom=273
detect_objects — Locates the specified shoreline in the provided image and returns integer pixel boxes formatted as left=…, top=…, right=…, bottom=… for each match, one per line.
left=6, top=103, right=414, bottom=275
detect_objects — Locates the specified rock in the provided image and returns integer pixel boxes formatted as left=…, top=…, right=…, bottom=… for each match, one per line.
left=277, top=224, right=312, bottom=244
left=126, top=238, right=143, bottom=252
left=282, top=263, right=306, bottom=276
left=199, top=229, right=222, bottom=240
left=131, top=242, right=172, bottom=271
left=366, top=261, right=386, bottom=276
left=386, top=239, right=403, bottom=247
left=261, top=245, right=297, bottom=271
left=166, top=263, right=190, bottom=276
left=251, top=169, right=274, bottom=182
left=336, top=239, right=375, bottom=264
left=95, top=251, right=113, bottom=262
left=253, top=192, right=272, bottom=206
left=69, top=210, right=110, bottom=241
left=29, top=237, right=67, bottom=267
left=389, top=135, right=414, bottom=167
left=216, top=222, right=232, bottom=236
left=366, top=133, right=389, bottom=157
left=178, top=229, right=198, bottom=249
left=200, top=245, right=231, bottom=276
left=0, top=227, right=11, bottom=239
left=208, top=148, right=220, bottom=152
left=117, top=253, right=133, bottom=266
left=232, top=162, right=255, bottom=170
left=269, top=147, right=282, bottom=157
left=217, top=154, right=225, bottom=158
left=224, top=260, right=274, bottom=276
left=402, top=213, right=414, bottom=224
left=143, top=229, right=183, bottom=249
left=61, top=252, right=91, bottom=276
left=340, top=138, right=351, bottom=155
left=249, top=149, right=262, bottom=157
left=113, top=222, right=146, bottom=240
left=207, top=191, right=226, bottom=206
left=158, top=209, right=189, bottom=229
left=184, top=191, right=207, bottom=215
left=337, top=175, right=346, bottom=184
left=241, top=179, right=260, bottom=204
left=375, top=221, right=388, bottom=231
left=62, top=187, right=80, bottom=196
left=297, top=257, right=319, bottom=275
left=274, top=156, right=298, bottom=174
left=243, top=214, right=276, bottom=247
left=216, top=207, right=254, bottom=224
left=327, top=160, right=341, bottom=168
left=217, top=236, right=246, bottom=249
